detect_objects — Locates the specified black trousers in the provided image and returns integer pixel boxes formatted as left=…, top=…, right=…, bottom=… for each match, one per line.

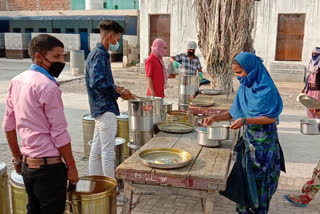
left=22, top=162, right=67, bottom=214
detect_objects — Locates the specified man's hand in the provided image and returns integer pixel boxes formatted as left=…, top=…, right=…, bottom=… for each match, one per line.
left=230, top=118, right=243, bottom=130
left=67, top=166, right=79, bottom=184
left=121, top=89, right=134, bottom=100
left=14, top=161, right=22, bottom=175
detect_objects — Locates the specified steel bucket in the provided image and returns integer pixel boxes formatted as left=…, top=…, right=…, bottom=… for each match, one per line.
left=207, top=124, right=230, bottom=141
left=10, top=170, right=27, bottom=214
left=0, top=162, right=10, bottom=214
left=82, top=114, right=95, bottom=157
left=178, top=74, right=199, bottom=105
left=116, top=113, right=130, bottom=160
left=66, top=176, right=117, bottom=214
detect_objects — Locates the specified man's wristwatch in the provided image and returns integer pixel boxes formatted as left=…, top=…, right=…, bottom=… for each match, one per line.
left=120, top=87, right=126, bottom=95
left=12, top=156, right=22, bottom=166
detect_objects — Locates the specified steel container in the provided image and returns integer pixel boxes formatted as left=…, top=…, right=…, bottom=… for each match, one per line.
left=196, top=127, right=222, bottom=147
left=178, top=74, right=199, bottom=105
left=207, top=124, right=230, bottom=141
left=128, top=99, right=154, bottom=150
left=162, top=102, right=173, bottom=121
left=116, top=113, right=130, bottom=160
left=115, top=137, right=126, bottom=167
left=82, top=114, right=95, bottom=157
left=10, top=170, right=27, bottom=214
left=152, top=97, right=164, bottom=125
left=66, top=176, right=117, bottom=214
left=0, top=162, right=10, bottom=214
left=300, top=119, right=320, bottom=135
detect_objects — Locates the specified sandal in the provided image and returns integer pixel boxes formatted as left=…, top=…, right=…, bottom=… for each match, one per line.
left=284, top=194, right=312, bottom=208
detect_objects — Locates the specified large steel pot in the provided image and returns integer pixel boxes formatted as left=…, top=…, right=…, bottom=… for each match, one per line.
left=66, top=176, right=116, bottom=214
left=128, top=98, right=154, bottom=149
left=10, top=170, right=27, bottom=214
left=0, top=162, right=10, bottom=214
left=300, top=119, right=320, bottom=135
left=207, top=124, right=230, bottom=141
left=178, top=74, right=199, bottom=105
left=196, top=127, right=222, bottom=147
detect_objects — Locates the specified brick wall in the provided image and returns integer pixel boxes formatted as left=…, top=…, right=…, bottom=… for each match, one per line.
left=40, top=0, right=70, bottom=10
left=0, top=0, right=6, bottom=11
left=3, top=0, right=70, bottom=11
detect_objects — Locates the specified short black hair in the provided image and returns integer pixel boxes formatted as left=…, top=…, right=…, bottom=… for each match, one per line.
left=99, top=20, right=125, bottom=34
left=28, top=34, right=64, bottom=61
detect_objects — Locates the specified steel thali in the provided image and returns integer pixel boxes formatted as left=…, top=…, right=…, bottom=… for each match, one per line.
left=157, top=122, right=194, bottom=133
left=139, top=148, right=193, bottom=169
left=299, top=94, right=320, bottom=109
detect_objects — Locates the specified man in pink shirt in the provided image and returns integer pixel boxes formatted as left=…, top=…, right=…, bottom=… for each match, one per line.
left=2, top=34, right=79, bottom=214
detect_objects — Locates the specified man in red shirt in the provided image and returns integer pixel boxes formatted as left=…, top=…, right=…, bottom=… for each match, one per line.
left=145, top=38, right=168, bottom=98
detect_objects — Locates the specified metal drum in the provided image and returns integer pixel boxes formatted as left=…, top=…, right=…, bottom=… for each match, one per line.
left=162, top=102, right=173, bottom=121
left=116, top=113, right=130, bottom=160
left=66, top=176, right=117, bottom=214
left=178, top=74, right=200, bottom=109
left=82, top=114, right=95, bottom=157
left=152, top=97, right=163, bottom=126
left=128, top=98, right=154, bottom=152
left=10, top=170, right=27, bottom=214
left=115, top=137, right=126, bottom=167
left=0, top=162, right=10, bottom=214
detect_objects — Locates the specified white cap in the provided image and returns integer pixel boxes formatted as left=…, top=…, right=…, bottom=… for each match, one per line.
left=187, top=41, right=197, bottom=50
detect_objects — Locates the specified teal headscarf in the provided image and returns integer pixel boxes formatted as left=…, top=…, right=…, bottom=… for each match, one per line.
left=229, top=52, right=283, bottom=120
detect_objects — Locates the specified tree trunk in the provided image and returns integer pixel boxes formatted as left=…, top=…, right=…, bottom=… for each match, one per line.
left=195, top=0, right=255, bottom=92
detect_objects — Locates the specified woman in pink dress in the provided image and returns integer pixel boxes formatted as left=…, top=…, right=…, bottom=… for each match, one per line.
left=284, top=47, right=320, bottom=207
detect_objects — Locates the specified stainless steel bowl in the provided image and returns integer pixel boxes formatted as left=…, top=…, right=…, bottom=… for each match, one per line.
left=207, top=124, right=230, bottom=140
left=196, top=127, right=222, bottom=147
left=300, top=119, right=320, bottom=135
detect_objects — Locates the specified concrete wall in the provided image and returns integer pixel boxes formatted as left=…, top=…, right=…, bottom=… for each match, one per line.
left=1, top=0, right=70, bottom=11
left=90, top=33, right=100, bottom=51
left=5, top=33, right=31, bottom=50
left=123, top=35, right=139, bottom=66
left=253, top=0, right=320, bottom=68
left=0, top=33, right=5, bottom=49
left=139, top=0, right=205, bottom=69
left=32, top=33, right=81, bottom=52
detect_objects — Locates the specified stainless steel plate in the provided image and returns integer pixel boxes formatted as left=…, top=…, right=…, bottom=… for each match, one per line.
left=139, top=148, right=192, bottom=169
left=157, top=122, right=194, bottom=133
left=299, top=94, right=320, bottom=109
left=199, top=89, right=221, bottom=95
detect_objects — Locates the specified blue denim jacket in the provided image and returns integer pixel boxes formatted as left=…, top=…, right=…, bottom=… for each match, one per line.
left=85, top=43, right=120, bottom=118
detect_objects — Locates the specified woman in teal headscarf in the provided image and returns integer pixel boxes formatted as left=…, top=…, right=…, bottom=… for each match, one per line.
left=203, top=52, right=285, bottom=213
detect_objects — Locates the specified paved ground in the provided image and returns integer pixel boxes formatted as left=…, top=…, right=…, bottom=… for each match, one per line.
left=0, top=58, right=319, bottom=213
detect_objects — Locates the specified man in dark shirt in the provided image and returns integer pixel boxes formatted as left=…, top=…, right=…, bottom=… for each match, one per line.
left=86, top=20, right=133, bottom=178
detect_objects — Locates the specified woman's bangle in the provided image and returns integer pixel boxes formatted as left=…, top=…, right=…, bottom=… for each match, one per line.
left=242, top=117, right=247, bottom=125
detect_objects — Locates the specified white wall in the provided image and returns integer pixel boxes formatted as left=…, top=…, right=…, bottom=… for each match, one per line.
left=253, top=0, right=320, bottom=68
left=5, top=33, right=31, bottom=50
left=32, top=33, right=81, bottom=52
left=139, top=0, right=206, bottom=69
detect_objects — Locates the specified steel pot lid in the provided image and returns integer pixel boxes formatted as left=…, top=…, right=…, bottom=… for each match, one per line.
left=10, top=170, right=24, bottom=186
left=195, top=126, right=207, bottom=133
left=82, top=114, right=95, bottom=121
left=0, top=162, right=6, bottom=176
left=115, top=137, right=126, bottom=146
left=116, top=112, right=128, bottom=120
left=299, top=94, right=320, bottom=109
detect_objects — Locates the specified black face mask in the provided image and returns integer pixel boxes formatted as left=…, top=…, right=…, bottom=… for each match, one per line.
left=188, top=51, right=195, bottom=56
left=43, top=56, right=65, bottom=78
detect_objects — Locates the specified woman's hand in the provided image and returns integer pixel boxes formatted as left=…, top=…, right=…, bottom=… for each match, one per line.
left=310, top=108, right=320, bottom=115
left=202, top=115, right=215, bottom=127
left=230, top=118, right=243, bottom=130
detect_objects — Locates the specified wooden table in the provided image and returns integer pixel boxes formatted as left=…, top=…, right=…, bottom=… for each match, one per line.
left=116, top=131, right=238, bottom=214
left=188, top=93, right=236, bottom=115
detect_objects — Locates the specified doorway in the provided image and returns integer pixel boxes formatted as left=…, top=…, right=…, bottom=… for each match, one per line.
left=149, top=15, right=170, bottom=56
left=275, top=14, right=305, bottom=61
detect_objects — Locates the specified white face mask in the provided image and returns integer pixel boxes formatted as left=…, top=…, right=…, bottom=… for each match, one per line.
left=109, top=37, right=120, bottom=52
